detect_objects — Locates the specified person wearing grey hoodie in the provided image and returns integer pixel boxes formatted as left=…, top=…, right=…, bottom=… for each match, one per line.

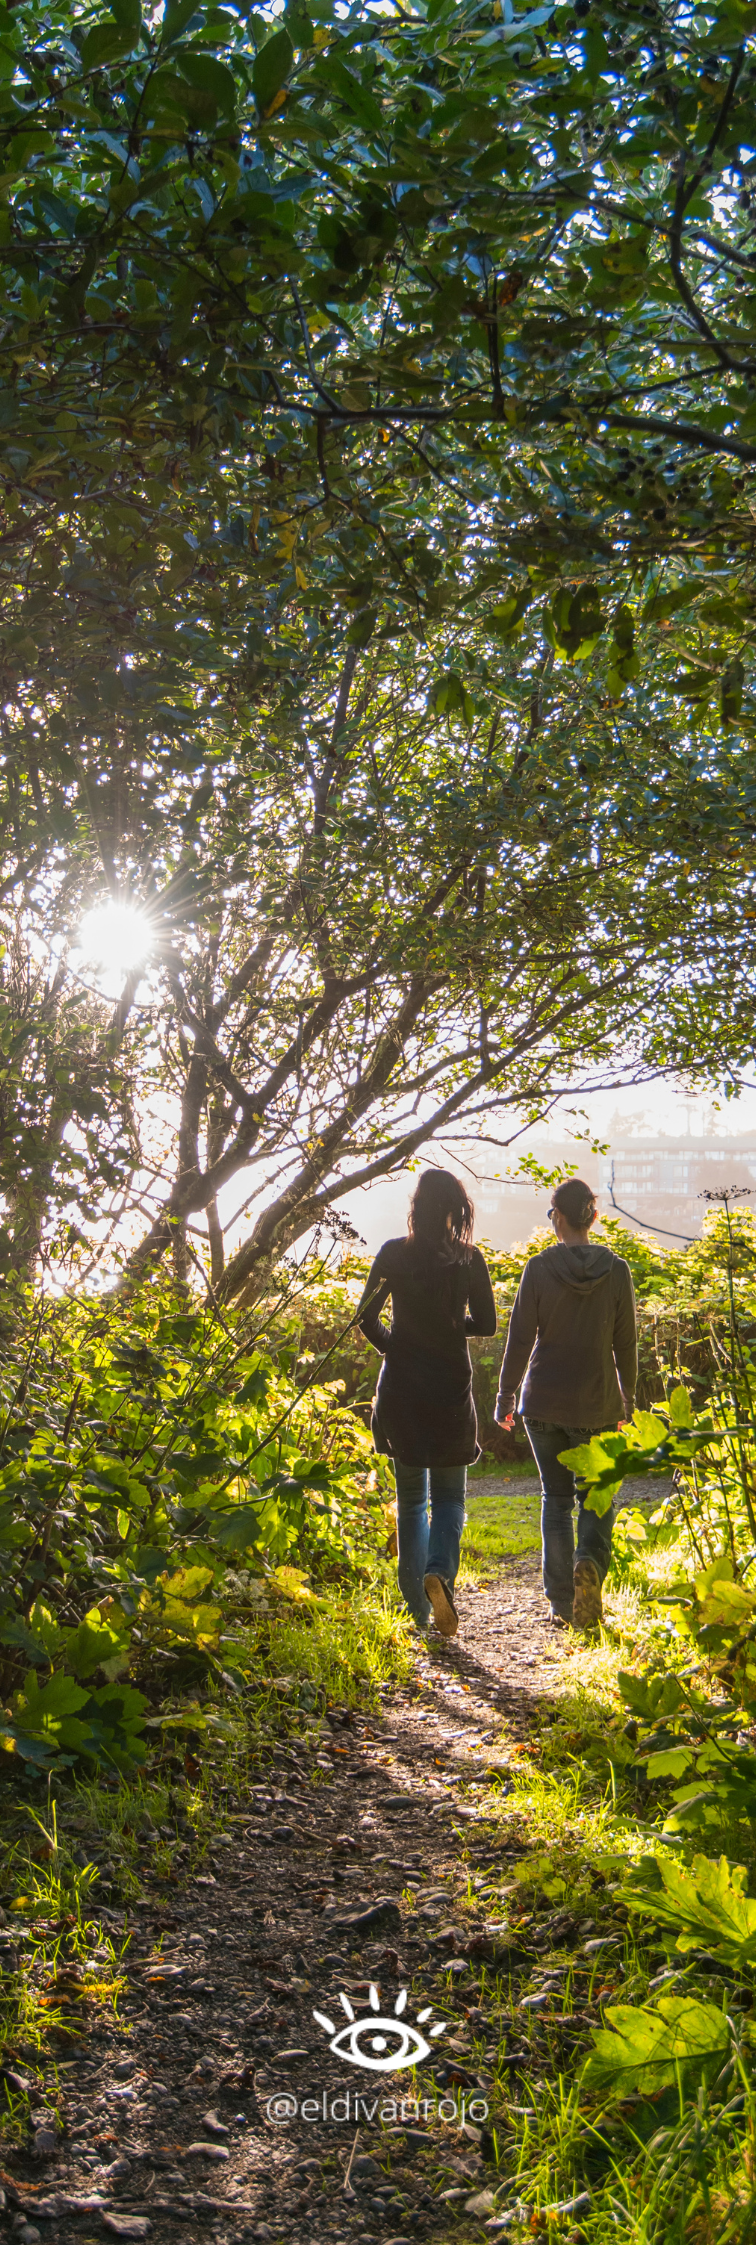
left=494, top=1178, right=637, bottom=1630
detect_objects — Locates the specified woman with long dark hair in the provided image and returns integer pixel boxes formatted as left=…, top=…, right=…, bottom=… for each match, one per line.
left=357, top=1169, right=496, bottom=1637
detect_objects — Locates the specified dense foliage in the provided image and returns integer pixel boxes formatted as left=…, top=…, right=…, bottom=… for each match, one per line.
left=0, top=1268, right=390, bottom=1774
left=0, top=0, right=753, bottom=1282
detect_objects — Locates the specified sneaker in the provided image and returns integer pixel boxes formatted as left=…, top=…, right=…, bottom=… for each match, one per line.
left=423, top=1573, right=459, bottom=1638
left=549, top=1607, right=573, bottom=1629
left=573, top=1558, right=603, bottom=1630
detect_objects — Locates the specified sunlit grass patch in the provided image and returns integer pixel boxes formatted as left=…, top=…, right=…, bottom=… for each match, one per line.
left=561, top=1615, right=638, bottom=1705
left=462, top=1484, right=541, bottom=1575
left=256, top=1574, right=416, bottom=1706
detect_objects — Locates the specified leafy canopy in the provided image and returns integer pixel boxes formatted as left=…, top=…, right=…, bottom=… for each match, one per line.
left=1, top=0, right=756, bottom=1282
left=2, top=0, right=756, bottom=731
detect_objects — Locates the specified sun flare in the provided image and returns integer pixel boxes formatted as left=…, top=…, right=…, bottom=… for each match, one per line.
left=77, top=902, right=153, bottom=977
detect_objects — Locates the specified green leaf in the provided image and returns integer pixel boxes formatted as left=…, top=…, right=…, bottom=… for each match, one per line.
left=489, top=584, right=534, bottom=639
left=669, top=1385, right=693, bottom=1428
left=211, top=1503, right=264, bottom=1550
left=178, top=50, right=238, bottom=115
left=619, top=1671, right=684, bottom=1719
left=253, top=27, right=294, bottom=115
left=109, top=0, right=142, bottom=35
left=0, top=1719, right=57, bottom=1768
left=695, top=1575, right=756, bottom=1630
left=558, top=1436, right=615, bottom=1479
left=14, top=1670, right=90, bottom=1726
left=284, top=0, right=314, bottom=47
left=642, top=581, right=701, bottom=623
left=645, top=1746, right=695, bottom=1779
left=0, top=1616, right=51, bottom=1665
left=582, top=1997, right=730, bottom=2099
left=80, top=19, right=135, bottom=68
left=624, top=1852, right=756, bottom=1967
left=632, top=1411, right=667, bottom=1446
left=237, top=1366, right=270, bottom=1406
left=430, top=671, right=474, bottom=725
left=161, top=0, right=203, bottom=41
left=612, top=602, right=635, bottom=652
left=721, top=659, right=744, bottom=724
left=62, top=1615, right=127, bottom=1680
left=322, top=56, right=384, bottom=135
left=583, top=23, right=610, bottom=78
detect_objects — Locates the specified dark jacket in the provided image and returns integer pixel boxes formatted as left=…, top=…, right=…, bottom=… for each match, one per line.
left=495, top=1241, right=637, bottom=1430
left=357, top=1236, right=497, bottom=1468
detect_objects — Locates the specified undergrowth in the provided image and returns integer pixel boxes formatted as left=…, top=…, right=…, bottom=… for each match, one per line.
left=4, top=1205, right=756, bottom=2241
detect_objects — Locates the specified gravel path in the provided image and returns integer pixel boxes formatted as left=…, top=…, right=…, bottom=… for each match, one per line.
left=2, top=1477, right=664, bottom=2244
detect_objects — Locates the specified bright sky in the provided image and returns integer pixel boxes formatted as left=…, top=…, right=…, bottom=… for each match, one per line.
left=336, top=1075, right=756, bottom=1256
left=68, top=902, right=756, bottom=1272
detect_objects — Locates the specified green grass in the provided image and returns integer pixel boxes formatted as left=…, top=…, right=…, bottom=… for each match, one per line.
left=462, top=1482, right=541, bottom=1571
left=469, top=1454, right=539, bottom=1480
left=257, top=1571, right=417, bottom=1703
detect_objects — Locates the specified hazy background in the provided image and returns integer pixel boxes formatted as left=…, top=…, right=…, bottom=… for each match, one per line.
left=335, top=1081, right=756, bottom=1258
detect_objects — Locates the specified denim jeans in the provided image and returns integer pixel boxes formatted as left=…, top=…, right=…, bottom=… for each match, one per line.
left=523, top=1419, right=614, bottom=1618
left=393, top=1461, right=467, bottom=1628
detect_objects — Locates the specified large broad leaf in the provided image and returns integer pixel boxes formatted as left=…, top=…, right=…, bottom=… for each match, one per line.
left=211, top=1504, right=264, bottom=1551
left=631, top=1411, right=668, bottom=1446
left=253, top=27, right=293, bottom=115
left=110, top=0, right=142, bottom=33
left=61, top=1612, right=128, bottom=1681
left=14, top=1670, right=90, bottom=1727
left=557, top=1435, right=625, bottom=1515
left=79, top=18, right=136, bottom=68
left=583, top=1997, right=730, bottom=2099
left=690, top=1556, right=756, bottom=1632
left=618, top=1672, right=685, bottom=1721
left=177, top=51, right=238, bottom=116
left=645, top=1746, right=695, bottom=1779
left=161, top=0, right=202, bottom=40
left=625, top=1852, right=756, bottom=1967
left=642, top=582, right=702, bottom=623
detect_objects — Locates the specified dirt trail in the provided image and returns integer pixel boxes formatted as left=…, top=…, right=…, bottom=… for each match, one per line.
left=2, top=1477, right=660, bottom=2245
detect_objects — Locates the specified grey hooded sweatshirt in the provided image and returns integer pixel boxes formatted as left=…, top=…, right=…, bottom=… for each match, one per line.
left=495, top=1242, right=637, bottom=1430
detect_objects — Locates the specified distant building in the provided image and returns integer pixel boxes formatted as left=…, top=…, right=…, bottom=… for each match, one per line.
left=470, top=1136, right=756, bottom=1250
left=599, top=1137, right=756, bottom=1243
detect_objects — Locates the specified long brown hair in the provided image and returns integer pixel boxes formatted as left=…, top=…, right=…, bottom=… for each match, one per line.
left=408, top=1169, right=475, bottom=1257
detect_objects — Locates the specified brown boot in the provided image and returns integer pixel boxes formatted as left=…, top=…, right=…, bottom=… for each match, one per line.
left=573, top=1558, right=603, bottom=1631
left=424, top=1573, right=459, bottom=1638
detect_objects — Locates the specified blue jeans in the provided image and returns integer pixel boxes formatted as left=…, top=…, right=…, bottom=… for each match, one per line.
left=393, top=1462, right=467, bottom=1628
left=523, top=1420, right=614, bottom=1618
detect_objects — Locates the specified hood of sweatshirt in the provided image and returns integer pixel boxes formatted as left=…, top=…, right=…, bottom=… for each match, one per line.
left=547, top=1242, right=614, bottom=1292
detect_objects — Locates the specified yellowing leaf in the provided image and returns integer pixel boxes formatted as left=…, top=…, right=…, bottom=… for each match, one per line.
left=697, top=1578, right=756, bottom=1628
left=272, top=1564, right=315, bottom=1602
left=160, top=1565, right=214, bottom=1600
